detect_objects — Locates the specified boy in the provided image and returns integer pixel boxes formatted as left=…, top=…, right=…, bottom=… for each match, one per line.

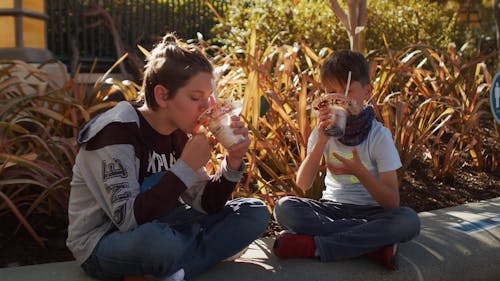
left=272, top=50, right=420, bottom=270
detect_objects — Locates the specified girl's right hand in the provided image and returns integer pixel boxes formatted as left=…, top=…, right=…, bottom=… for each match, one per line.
left=180, top=134, right=211, bottom=170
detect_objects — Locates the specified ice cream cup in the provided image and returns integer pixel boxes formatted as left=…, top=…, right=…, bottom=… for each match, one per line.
left=197, top=102, right=245, bottom=149
left=312, top=93, right=349, bottom=138
left=324, top=104, right=347, bottom=138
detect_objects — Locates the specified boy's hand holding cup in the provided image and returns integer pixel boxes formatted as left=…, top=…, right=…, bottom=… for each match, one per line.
left=313, top=94, right=349, bottom=138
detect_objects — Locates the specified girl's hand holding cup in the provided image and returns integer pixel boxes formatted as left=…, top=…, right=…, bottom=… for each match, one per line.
left=225, top=115, right=250, bottom=170
left=197, top=101, right=249, bottom=170
left=180, top=134, right=212, bottom=171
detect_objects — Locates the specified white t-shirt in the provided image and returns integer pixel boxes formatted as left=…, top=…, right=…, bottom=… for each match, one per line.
left=307, top=120, right=402, bottom=206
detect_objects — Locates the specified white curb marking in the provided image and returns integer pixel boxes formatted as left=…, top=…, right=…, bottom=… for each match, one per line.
left=400, top=253, right=425, bottom=281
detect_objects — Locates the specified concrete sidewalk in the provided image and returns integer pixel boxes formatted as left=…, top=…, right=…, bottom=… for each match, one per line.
left=1, top=198, right=499, bottom=281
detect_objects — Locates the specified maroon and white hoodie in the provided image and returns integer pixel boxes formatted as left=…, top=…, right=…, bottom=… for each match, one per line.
left=67, top=101, right=243, bottom=264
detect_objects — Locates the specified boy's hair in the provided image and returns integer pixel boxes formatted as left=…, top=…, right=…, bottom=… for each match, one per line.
left=141, top=33, right=213, bottom=110
left=320, top=50, right=370, bottom=87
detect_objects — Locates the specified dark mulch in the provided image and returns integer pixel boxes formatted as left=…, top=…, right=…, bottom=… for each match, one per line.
left=1, top=158, right=499, bottom=268
left=0, top=214, right=74, bottom=267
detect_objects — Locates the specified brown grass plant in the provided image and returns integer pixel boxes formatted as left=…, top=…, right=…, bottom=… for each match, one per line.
left=1, top=40, right=497, bottom=246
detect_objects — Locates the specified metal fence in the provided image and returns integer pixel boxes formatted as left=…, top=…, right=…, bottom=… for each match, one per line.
left=46, top=0, right=228, bottom=72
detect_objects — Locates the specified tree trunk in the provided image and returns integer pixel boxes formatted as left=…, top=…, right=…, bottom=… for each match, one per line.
left=328, top=0, right=367, bottom=52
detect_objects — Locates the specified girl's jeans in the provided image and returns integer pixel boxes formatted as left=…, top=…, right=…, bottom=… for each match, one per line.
left=81, top=197, right=269, bottom=280
left=273, top=196, right=420, bottom=262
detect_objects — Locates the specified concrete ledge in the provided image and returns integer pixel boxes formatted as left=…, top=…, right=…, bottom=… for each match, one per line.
left=1, top=198, right=499, bottom=281
left=0, top=48, right=54, bottom=63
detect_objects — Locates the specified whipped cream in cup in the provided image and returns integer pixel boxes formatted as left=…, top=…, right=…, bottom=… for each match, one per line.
left=197, top=101, right=245, bottom=149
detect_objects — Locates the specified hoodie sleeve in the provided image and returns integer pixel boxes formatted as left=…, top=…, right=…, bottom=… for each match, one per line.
left=200, top=158, right=244, bottom=213
left=77, top=142, right=140, bottom=232
left=133, top=159, right=199, bottom=223
left=86, top=122, right=199, bottom=225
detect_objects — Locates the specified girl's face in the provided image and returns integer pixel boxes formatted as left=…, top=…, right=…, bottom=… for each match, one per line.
left=163, top=72, right=213, bottom=133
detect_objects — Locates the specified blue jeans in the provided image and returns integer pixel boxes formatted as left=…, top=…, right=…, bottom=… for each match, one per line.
left=81, top=198, right=269, bottom=280
left=273, top=196, right=420, bottom=262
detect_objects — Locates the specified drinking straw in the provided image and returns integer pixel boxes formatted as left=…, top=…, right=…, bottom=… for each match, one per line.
left=345, top=71, right=352, bottom=97
left=211, top=79, right=219, bottom=104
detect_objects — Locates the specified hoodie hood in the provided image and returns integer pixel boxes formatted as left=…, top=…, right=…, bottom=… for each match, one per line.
left=77, top=101, right=140, bottom=144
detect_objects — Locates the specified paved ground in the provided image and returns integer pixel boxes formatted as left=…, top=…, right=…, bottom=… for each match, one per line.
left=1, top=198, right=499, bottom=281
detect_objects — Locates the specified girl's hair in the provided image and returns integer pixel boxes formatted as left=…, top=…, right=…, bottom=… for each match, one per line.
left=320, top=50, right=370, bottom=87
left=141, top=33, right=213, bottom=110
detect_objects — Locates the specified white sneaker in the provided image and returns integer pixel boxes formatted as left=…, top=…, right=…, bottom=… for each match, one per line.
left=161, top=268, right=185, bottom=281
left=223, top=246, right=249, bottom=262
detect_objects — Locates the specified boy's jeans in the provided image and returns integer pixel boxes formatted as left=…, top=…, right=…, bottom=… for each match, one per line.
left=273, top=196, right=420, bottom=262
left=81, top=197, right=269, bottom=281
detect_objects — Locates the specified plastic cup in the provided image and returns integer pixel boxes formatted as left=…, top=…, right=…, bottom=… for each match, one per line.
left=197, top=102, right=245, bottom=149
left=324, top=104, right=347, bottom=138
left=312, top=93, right=348, bottom=138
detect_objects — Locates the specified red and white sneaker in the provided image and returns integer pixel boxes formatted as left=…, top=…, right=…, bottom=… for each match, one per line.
left=365, top=243, right=399, bottom=270
left=273, top=231, right=316, bottom=259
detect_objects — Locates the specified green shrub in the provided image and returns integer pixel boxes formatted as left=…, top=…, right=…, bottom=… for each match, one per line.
left=211, top=0, right=347, bottom=53
left=367, top=0, right=459, bottom=51
left=211, top=0, right=459, bottom=53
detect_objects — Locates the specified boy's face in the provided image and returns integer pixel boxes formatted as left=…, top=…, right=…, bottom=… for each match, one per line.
left=322, top=77, right=370, bottom=109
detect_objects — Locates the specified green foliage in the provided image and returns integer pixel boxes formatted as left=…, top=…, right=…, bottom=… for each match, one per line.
left=367, top=0, right=459, bottom=51
left=211, top=0, right=347, bottom=53
left=211, top=0, right=459, bottom=54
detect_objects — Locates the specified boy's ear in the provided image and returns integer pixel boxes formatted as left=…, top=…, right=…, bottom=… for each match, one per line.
left=154, top=85, right=169, bottom=107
